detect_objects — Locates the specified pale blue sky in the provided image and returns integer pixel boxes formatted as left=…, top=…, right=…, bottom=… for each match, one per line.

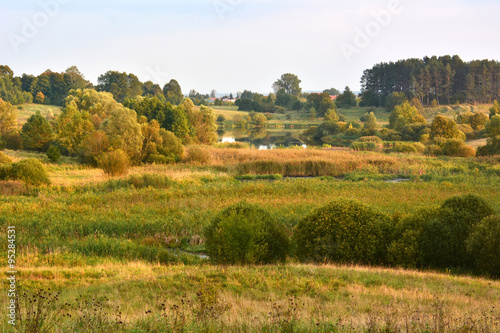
left=1, top=0, right=499, bottom=95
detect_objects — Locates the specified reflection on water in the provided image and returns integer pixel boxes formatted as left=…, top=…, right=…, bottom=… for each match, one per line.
left=218, top=129, right=306, bottom=150
left=221, top=137, right=236, bottom=143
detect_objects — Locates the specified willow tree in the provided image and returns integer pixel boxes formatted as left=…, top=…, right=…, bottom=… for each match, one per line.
left=0, top=99, right=17, bottom=134
left=101, top=106, right=143, bottom=164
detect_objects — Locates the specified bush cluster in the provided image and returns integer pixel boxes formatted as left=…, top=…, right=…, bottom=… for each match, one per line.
left=205, top=195, right=498, bottom=277
left=390, top=142, right=425, bottom=154
left=0, top=158, right=51, bottom=186
left=98, top=149, right=130, bottom=176
left=293, top=198, right=391, bottom=265
left=351, top=142, right=376, bottom=151
left=46, top=144, right=61, bottom=163
left=387, top=194, right=496, bottom=273
left=466, top=215, right=500, bottom=276
left=204, top=202, right=289, bottom=264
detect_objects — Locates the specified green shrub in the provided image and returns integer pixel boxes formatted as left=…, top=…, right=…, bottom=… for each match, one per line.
left=442, top=139, right=476, bottom=157
left=46, top=144, right=61, bottom=163
left=157, top=130, right=184, bottom=162
left=351, top=142, right=376, bottom=151
left=379, top=129, right=401, bottom=141
left=0, top=151, right=12, bottom=164
left=412, top=142, right=426, bottom=153
left=466, top=215, right=500, bottom=277
left=0, top=163, right=14, bottom=181
left=387, top=208, right=438, bottom=268
left=476, top=136, right=500, bottom=156
left=12, top=158, right=51, bottom=186
left=424, top=144, right=442, bottom=156
left=1, top=131, right=22, bottom=150
left=293, top=198, right=391, bottom=265
left=392, top=142, right=418, bottom=154
left=184, top=146, right=211, bottom=165
left=313, top=121, right=342, bottom=140
left=421, top=194, right=494, bottom=268
left=145, top=154, right=176, bottom=164
left=356, top=136, right=383, bottom=144
left=431, top=136, right=452, bottom=148
left=98, top=149, right=130, bottom=176
left=204, top=202, right=289, bottom=264
left=458, top=124, right=475, bottom=140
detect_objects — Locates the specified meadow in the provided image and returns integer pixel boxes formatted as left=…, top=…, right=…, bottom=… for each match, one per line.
left=1, top=104, right=500, bottom=332
left=15, top=104, right=62, bottom=126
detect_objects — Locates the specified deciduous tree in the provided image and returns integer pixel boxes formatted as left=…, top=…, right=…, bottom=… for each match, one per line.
left=430, top=115, right=464, bottom=140
left=273, top=73, right=302, bottom=96
left=21, top=112, right=54, bottom=151
left=0, top=99, right=17, bottom=134
left=163, top=79, right=184, bottom=105
left=101, top=106, right=144, bottom=163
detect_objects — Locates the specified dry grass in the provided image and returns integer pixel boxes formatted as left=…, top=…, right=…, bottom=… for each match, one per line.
left=48, top=165, right=106, bottom=186
left=46, top=164, right=230, bottom=186
left=0, top=180, right=29, bottom=196
left=187, top=146, right=398, bottom=166
left=183, top=146, right=413, bottom=176
left=128, top=164, right=229, bottom=181
left=4, top=262, right=499, bottom=331
left=16, top=103, right=62, bottom=126
left=206, top=106, right=249, bottom=120
left=422, top=104, right=491, bottom=123
left=468, top=138, right=488, bottom=149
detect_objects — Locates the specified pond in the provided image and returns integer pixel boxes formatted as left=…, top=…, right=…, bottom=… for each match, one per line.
left=218, top=129, right=307, bottom=150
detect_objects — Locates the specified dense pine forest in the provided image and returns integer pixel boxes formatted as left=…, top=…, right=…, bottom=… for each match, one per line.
left=360, top=55, right=500, bottom=107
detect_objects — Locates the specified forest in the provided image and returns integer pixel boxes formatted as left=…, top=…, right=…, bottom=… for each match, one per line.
left=360, top=55, right=500, bottom=107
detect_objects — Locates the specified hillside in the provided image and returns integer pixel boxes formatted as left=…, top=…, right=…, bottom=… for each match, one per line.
left=15, top=104, right=62, bottom=127
left=1, top=261, right=498, bottom=332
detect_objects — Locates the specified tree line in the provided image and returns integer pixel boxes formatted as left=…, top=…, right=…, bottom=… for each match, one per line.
left=235, top=74, right=355, bottom=116
left=0, top=65, right=209, bottom=108
left=360, top=55, right=500, bottom=107
left=0, top=89, right=218, bottom=174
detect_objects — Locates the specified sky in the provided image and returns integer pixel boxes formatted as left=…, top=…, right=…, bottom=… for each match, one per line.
left=1, top=0, right=499, bottom=95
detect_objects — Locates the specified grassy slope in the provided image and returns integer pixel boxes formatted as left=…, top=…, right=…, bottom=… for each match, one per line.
left=0, top=162, right=499, bottom=330
left=16, top=104, right=62, bottom=126
left=206, top=106, right=249, bottom=120
left=421, top=104, right=491, bottom=122
left=338, top=106, right=390, bottom=125
left=1, top=262, right=498, bottom=332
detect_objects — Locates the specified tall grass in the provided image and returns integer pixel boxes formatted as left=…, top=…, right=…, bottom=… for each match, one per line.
left=1, top=171, right=498, bottom=270
left=1, top=263, right=499, bottom=332
left=1, top=146, right=499, bottom=332
left=183, top=146, right=500, bottom=179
